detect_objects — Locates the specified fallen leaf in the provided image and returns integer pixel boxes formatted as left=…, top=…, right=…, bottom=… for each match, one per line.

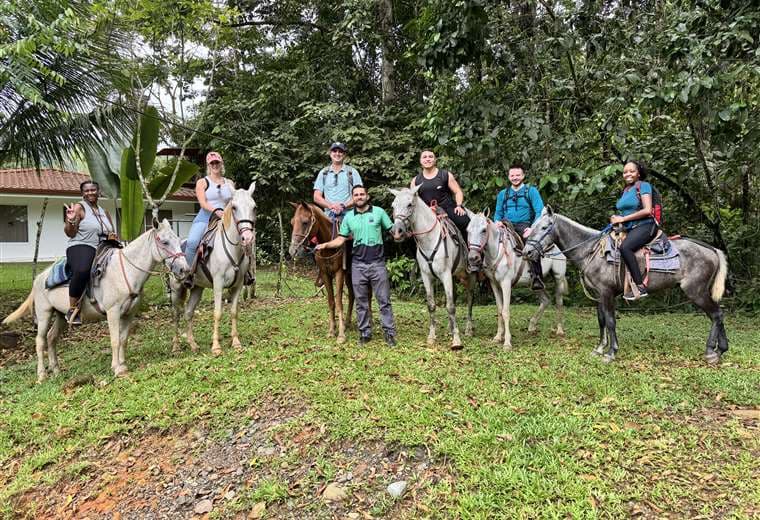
left=248, top=501, right=266, bottom=519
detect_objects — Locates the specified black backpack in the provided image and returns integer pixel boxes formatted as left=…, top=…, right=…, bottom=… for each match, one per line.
left=507, top=184, right=536, bottom=222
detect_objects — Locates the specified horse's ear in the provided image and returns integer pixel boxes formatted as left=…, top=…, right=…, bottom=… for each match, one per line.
left=152, top=217, right=160, bottom=229
left=288, top=202, right=298, bottom=209
left=410, top=183, right=422, bottom=195
left=483, top=207, right=490, bottom=218
left=544, top=205, right=553, bottom=216
left=160, top=218, right=171, bottom=229
left=247, top=181, right=256, bottom=196
left=388, top=188, right=400, bottom=196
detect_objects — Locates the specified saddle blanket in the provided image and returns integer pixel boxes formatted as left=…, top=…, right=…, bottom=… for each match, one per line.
left=45, top=258, right=72, bottom=289
left=604, top=236, right=681, bottom=272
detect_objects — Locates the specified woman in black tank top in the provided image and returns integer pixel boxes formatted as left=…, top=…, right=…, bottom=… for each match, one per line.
left=410, top=150, right=470, bottom=236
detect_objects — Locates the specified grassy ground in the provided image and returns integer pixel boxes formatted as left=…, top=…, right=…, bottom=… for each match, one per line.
left=0, top=264, right=759, bottom=518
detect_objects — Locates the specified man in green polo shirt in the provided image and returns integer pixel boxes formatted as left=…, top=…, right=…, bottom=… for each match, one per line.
left=315, top=185, right=397, bottom=346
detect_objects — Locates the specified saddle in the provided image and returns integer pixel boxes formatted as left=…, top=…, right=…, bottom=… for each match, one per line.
left=45, top=240, right=122, bottom=291
left=499, top=221, right=525, bottom=254
left=185, top=213, right=255, bottom=287
left=601, top=229, right=681, bottom=273
left=430, top=207, right=467, bottom=272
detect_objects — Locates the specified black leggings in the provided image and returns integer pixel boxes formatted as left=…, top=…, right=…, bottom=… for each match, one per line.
left=66, top=245, right=96, bottom=299
left=620, top=222, right=658, bottom=285
left=513, top=222, right=543, bottom=279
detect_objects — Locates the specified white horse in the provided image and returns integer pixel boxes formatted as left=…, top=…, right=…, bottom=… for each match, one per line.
left=2, top=219, right=189, bottom=382
left=466, top=212, right=568, bottom=349
left=170, top=183, right=256, bottom=355
left=390, top=185, right=475, bottom=349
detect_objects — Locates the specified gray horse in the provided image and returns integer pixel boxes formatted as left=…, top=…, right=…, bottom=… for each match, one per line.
left=523, top=207, right=728, bottom=363
left=390, top=186, right=474, bottom=349
left=466, top=212, right=568, bottom=349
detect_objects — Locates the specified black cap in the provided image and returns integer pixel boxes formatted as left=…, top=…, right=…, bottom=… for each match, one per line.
left=329, top=142, right=347, bottom=152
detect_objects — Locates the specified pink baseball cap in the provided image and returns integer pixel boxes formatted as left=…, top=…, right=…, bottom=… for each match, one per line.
left=206, top=151, right=223, bottom=164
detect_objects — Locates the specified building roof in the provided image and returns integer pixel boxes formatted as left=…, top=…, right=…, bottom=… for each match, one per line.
left=0, top=168, right=196, bottom=201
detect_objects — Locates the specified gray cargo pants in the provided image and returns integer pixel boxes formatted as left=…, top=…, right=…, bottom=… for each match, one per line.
left=351, top=261, right=396, bottom=338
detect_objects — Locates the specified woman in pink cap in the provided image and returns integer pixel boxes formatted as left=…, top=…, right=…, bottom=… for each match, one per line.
left=184, top=151, right=235, bottom=269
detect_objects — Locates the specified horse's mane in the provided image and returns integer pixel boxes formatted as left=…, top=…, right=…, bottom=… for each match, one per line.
left=556, top=213, right=599, bottom=235
left=223, top=198, right=234, bottom=229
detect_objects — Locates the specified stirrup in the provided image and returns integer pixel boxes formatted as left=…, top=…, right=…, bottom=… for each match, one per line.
left=66, top=307, right=82, bottom=325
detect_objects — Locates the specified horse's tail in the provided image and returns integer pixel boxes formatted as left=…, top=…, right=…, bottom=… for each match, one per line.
left=711, top=249, right=728, bottom=303
left=3, top=289, right=34, bottom=324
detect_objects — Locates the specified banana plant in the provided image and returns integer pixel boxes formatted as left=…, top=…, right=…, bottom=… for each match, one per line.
left=85, top=105, right=199, bottom=240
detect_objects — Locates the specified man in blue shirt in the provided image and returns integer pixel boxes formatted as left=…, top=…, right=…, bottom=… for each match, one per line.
left=313, top=142, right=363, bottom=223
left=494, top=163, right=546, bottom=290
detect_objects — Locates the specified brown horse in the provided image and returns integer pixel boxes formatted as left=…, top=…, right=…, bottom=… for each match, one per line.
left=289, top=202, right=354, bottom=343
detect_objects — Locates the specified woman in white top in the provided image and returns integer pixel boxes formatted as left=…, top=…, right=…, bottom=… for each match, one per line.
left=184, top=151, right=235, bottom=274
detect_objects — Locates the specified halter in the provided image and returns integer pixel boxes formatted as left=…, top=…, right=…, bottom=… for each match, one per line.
left=393, top=201, right=443, bottom=239
left=291, top=214, right=317, bottom=254
left=118, top=229, right=186, bottom=294
left=467, top=220, right=512, bottom=270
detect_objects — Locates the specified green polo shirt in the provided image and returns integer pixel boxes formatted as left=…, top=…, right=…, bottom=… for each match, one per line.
left=339, top=205, right=393, bottom=263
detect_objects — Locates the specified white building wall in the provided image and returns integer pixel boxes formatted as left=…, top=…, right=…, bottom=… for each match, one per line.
left=0, top=194, right=196, bottom=263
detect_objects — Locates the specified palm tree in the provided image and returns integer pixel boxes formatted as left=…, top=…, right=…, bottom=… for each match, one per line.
left=0, top=0, right=134, bottom=167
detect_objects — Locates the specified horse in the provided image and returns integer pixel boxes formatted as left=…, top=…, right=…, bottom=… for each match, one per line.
left=389, top=185, right=475, bottom=349
left=2, top=219, right=188, bottom=382
left=288, top=202, right=354, bottom=344
left=170, top=183, right=256, bottom=355
left=466, top=212, right=568, bottom=349
left=523, top=207, right=729, bottom=364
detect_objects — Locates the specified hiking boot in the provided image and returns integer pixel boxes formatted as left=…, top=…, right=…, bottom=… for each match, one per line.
left=531, top=276, right=545, bottom=291
left=623, top=285, right=648, bottom=301
left=384, top=332, right=397, bottom=347
left=358, top=335, right=371, bottom=347
left=66, top=308, right=82, bottom=325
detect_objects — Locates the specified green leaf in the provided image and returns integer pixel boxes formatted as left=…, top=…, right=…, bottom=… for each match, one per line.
left=147, top=159, right=200, bottom=199
left=121, top=146, right=138, bottom=180
left=83, top=145, right=120, bottom=198
left=718, top=109, right=732, bottom=122
left=137, top=105, right=160, bottom=178
left=120, top=148, right=145, bottom=240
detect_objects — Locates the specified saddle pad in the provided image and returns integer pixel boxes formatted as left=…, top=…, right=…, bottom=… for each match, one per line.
left=45, top=258, right=72, bottom=289
left=603, top=236, right=681, bottom=272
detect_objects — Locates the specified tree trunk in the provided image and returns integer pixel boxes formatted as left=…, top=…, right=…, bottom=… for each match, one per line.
left=378, top=0, right=396, bottom=103
left=741, top=164, right=751, bottom=226
left=32, top=197, right=48, bottom=279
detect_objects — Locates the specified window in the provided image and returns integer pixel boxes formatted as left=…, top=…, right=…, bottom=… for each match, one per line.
left=144, top=209, right=173, bottom=231
left=0, top=205, right=29, bottom=242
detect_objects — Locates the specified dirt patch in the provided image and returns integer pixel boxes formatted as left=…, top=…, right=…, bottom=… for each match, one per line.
left=15, top=398, right=451, bottom=519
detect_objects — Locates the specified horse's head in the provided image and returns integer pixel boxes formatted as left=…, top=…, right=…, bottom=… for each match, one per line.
left=389, top=184, right=421, bottom=242
left=226, top=182, right=256, bottom=252
left=523, top=206, right=556, bottom=261
left=466, top=212, right=490, bottom=272
left=288, top=201, right=316, bottom=258
left=152, top=218, right=190, bottom=278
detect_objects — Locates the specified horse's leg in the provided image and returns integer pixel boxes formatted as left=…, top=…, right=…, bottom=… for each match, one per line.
left=184, top=287, right=204, bottom=352
left=117, top=316, right=135, bottom=369
left=490, top=276, right=504, bottom=343
left=46, top=312, right=65, bottom=376
left=554, top=274, right=566, bottom=337
left=499, top=279, right=513, bottom=349
left=324, top=273, right=336, bottom=338
left=106, top=307, right=128, bottom=377
left=335, top=267, right=346, bottom=344
left=441, top=271, right=462, bottom=349
left=34, top=309, right=53, bottom=382
left=592, top=302, right=607, bottom=356
left=229, top=285, right=244, bottom=350
left=528, top=288, right=549, bottom=334
left=171, top=284, right=187, bottom=353
left=211, top=282, right=224, bottom=356
left=420, top=269, right=437, bottom=345
left=464, top=274, right=474, bottom=337
left=689, top=291, right=726, bottom=364
left=601, top=293, right=619, bottom=363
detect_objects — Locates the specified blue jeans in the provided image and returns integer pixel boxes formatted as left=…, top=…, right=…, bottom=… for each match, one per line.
left=185, top=210, right=211, bottom=264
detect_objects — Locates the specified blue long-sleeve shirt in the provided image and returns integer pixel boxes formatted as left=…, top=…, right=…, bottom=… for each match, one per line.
left=494, top=184, right=544, bottom=225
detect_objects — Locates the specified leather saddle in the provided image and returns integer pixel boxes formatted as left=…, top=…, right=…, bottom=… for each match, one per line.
left=608, top=228, right=672, bottom=257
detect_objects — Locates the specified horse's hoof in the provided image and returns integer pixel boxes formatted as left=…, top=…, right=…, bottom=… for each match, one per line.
left=602, top=354, right=615, bottom=364
left=705, top=352, right=721, bottom=365
left=211, top=347, right=222, bottom=357
left=232, top=338, right=243, bottom=350
left=527, top=325, right=538, bottom=334
left=37, top=373, right=47, bottom=384
left=492, top=335, right=503, bottom=344
left=555, top=329, right=566, bottom=337
left=52, top=367, right=61, bottom=376
left=336, top=336, right=346, bottom=345
left=427, top=338, right=436, bottom=346
left=591, top=347, right=604, bottom=357
left=114, top=366, right=129, bottom=377
left=503, top=344, right=513, bottom=351
left=450, top=344, right=464, bottom=351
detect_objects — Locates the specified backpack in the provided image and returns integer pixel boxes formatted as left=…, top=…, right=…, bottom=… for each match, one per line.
left=507, top=184, right=536, bottom=222
left=635, top=181, right=663, bottom=227
left=319, top=166, right=357, bottom=192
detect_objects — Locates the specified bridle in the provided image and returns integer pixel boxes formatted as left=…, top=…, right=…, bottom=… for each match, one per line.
left=393, top=199, right=442, bottom=239
left=467, top=220, right=511, bottom=270
left=526, top=218, right=612, bottom=258
left=291, top=214, right=317, bottom=254
left=118, top=229, right=186, bottom=295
